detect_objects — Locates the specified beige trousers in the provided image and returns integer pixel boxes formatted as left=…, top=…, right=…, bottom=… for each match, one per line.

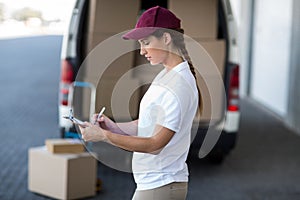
left=132, top=182, right=188, bottom=200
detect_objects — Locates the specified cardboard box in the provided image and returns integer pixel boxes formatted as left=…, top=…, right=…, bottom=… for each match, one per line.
left=132, top=38, right=226, bottom=123
left=198, top=39, right=226, bottom=76
left=185, top=38, right=226, bottom=76
left=181, top=38, right=226, bottom=122
left=28, top=146, right=97, bottom=200
left=196, top=74, right=225, bottom=122
left=87, top=0, right=139, bottom=33
left=83, top=32, right=136, bottom=79
left=84, top=32, right=113, bottom=54
left=72, top=77, right=141, bottom=122
left=169, top=0, right=218, bottom=39
left=95, top=77, right=141, bottom=121
left=45, top=139, right=85, bottom=154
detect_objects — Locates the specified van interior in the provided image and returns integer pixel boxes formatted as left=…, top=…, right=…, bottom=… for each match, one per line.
left=75, top=0, right=227, bottom=126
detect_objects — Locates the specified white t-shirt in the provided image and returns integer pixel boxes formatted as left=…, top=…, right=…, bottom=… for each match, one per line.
left=133, top=61, right=199, bottom=190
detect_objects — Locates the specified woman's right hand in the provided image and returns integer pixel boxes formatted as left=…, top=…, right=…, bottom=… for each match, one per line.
left=92, top=114, right=116, bottom=131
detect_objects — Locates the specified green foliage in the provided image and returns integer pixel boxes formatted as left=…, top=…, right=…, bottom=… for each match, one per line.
left=11, top=7, right=43, bottom=21
left=0, top=3, right=4, bottom=22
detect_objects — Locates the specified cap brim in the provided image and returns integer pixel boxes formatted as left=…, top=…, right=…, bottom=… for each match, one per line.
left=122, top=27, right=158, bottom=40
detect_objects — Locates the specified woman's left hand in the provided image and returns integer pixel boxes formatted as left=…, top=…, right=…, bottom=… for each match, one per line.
left=79, top=122, right=108, bottom=142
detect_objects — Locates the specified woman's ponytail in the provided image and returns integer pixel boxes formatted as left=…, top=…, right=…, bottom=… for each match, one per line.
left=172, top=29, right=203, bottom=116
left=152, top=28, right=203, bottom=116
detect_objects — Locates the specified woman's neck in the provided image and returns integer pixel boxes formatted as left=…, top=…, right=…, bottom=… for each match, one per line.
left=163, top=53, right=184, bottom=72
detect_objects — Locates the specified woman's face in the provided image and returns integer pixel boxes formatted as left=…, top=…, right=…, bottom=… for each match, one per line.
left=138, top=35, right=168, bottom=66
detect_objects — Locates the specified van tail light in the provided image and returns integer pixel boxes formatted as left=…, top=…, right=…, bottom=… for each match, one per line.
left=228, top=64, right=239, bottom=111
left=59, top=59, right=74, bottom=106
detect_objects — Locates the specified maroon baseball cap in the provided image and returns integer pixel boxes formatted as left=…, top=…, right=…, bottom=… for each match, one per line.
left=122, top=6, right=181, bottom=40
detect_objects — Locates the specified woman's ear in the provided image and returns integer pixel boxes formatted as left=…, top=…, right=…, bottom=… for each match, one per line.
left=163, top=32, right=172, bottom=45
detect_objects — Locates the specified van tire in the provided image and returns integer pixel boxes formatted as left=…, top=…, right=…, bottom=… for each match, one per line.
left=206, top=148, right=225, bottom=164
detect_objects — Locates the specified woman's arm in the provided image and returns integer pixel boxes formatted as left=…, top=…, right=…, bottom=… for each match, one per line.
left=80, top=123, right=175, bottom=154
left=94, top=114, right=138, bottom=136
left=114, top=120, right=139, bottom=136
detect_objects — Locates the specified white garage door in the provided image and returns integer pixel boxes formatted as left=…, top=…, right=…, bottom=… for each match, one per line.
left=250, top=0, right=293, bottom=116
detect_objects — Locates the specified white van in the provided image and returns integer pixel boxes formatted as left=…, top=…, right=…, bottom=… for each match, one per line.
left=58, top=0, right=240, bottom=164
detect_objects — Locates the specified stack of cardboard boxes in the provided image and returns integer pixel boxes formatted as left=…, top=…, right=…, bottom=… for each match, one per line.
left=28, top=139, right=97, bottom=200
left=80, top=0, right=225, bottom=123
left=81, top=0, right=141, bottom=121
left=169, top=0, right=226, bottom=122
left=131, top=0, right=226, bottom=122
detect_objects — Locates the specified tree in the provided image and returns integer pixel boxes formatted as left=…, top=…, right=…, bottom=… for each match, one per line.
left=11, top=7, right=43, bottom=22
left=0, top=3, right=4, bottom=22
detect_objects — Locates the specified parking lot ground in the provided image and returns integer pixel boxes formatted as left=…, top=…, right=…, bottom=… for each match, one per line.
left=0, top=36, right=299, bottom=200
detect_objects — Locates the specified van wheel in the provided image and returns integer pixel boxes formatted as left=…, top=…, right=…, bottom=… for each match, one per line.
left=60, top=127, right=65, bottom=138
left=206, top=148, right=225, bottom=164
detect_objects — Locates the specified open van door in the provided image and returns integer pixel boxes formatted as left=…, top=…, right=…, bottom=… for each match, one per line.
left=59, top=0, right=240, bottom=164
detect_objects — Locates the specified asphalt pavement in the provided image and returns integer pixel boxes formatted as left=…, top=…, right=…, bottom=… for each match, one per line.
left=0, top=36, right=300, bottom=200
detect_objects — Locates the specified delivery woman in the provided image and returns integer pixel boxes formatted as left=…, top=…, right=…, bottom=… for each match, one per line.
left=79, top=6, right=202, bottom=200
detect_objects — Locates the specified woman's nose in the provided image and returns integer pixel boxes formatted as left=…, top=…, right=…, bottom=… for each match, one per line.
left=140, top=47, right=146, bottom=55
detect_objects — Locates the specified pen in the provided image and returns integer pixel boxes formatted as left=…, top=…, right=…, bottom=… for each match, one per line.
left=95, top=107, right=105, bottom=124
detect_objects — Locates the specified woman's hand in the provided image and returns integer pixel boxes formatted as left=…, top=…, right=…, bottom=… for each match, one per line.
left=93, top=114, right=138, bottom=136
left=92, top=114, right=116, bottom=131
left=79, top=122, right=109, bottom=142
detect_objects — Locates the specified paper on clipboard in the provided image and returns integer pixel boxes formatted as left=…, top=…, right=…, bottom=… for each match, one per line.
left=63, top=115, right=86, bottom=127
left=63, top=109, right=86, bottom=127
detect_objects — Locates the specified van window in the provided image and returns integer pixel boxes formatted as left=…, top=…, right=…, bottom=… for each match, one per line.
left=141, top=0, right=168, bottom=12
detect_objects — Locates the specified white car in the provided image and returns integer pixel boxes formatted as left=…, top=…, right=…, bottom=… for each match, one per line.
left=58, top=0, right=240, bottom=164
